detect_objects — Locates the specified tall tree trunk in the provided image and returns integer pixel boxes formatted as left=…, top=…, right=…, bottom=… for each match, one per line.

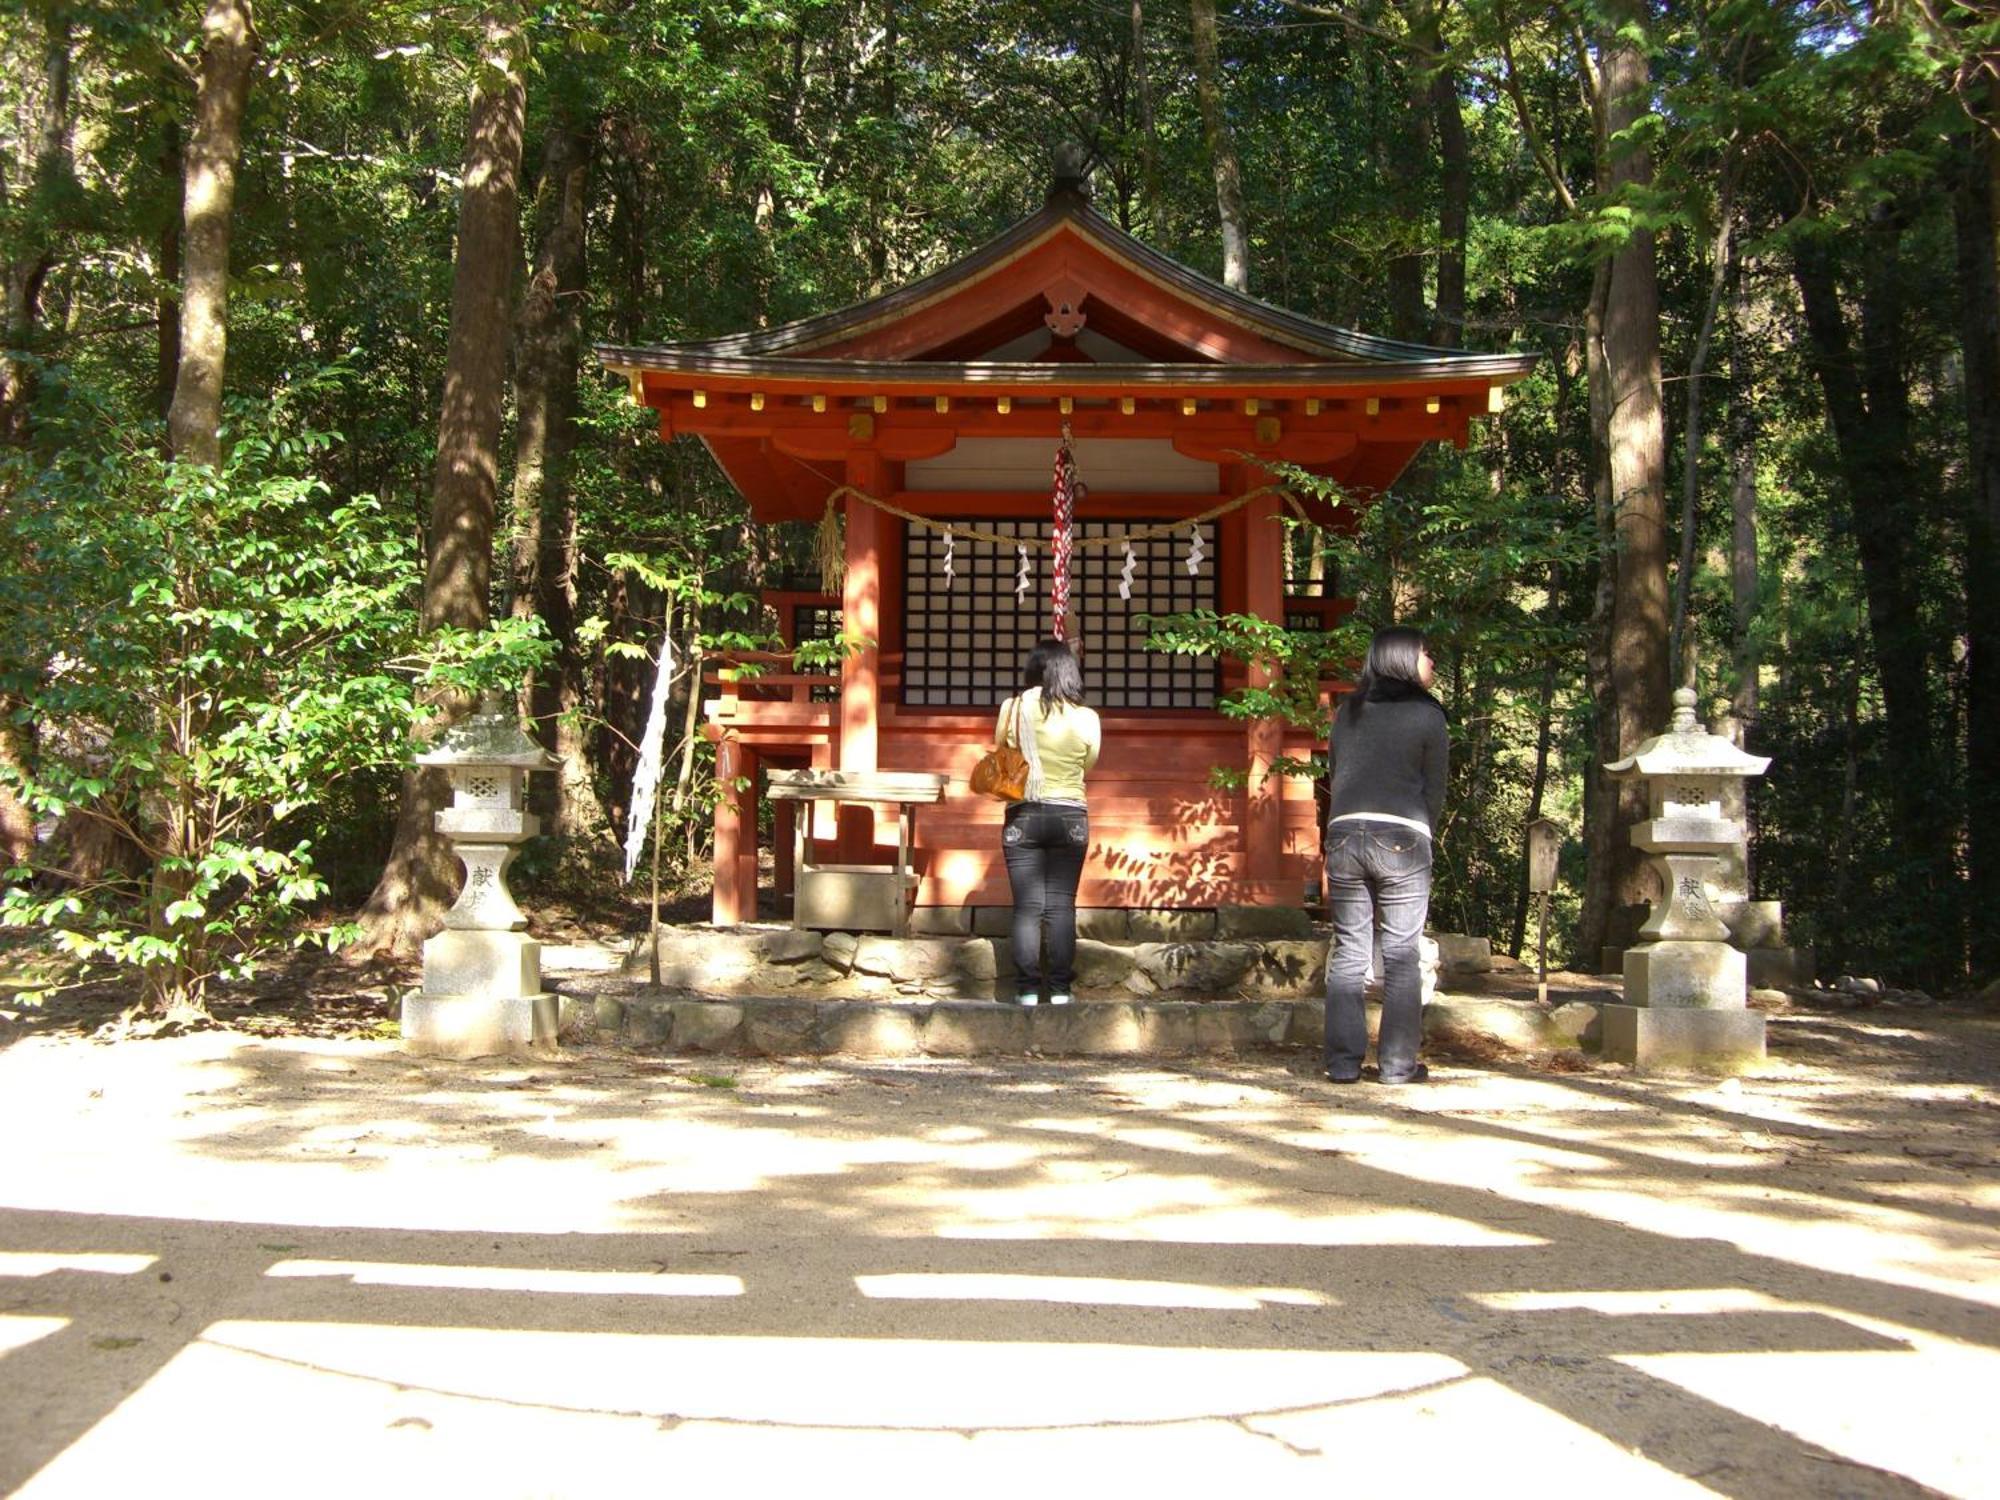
left=606, top=122, right=646, bottom=346
left=141, top=0, right=257, bottom=1017
left=1132, top=0, right=1165, bottom=233
left=1432, top=58, right=1469, bottom=348
left=1727, top=254, right=1760, bottom=892
left=1189, top=0, right=1250, bottom=292
left=1956, top=121, right=2000, bottom=978
left=156, top=122, right=182, bottom=422
left=1728, top=255, right=1759, bottom=736
left=358, top=7, right=527, bottom=957
left=508, top=111, right=602, bottom=841
left=1593, top=11, right=1671, bottom=956
left=166, top=0, right=257, bottom=469
left=1794, top=219, right=1961, bottom=982
left=0, top=5, right=74, bottom=863
left=1668, top=190, right=1734, bottom=675
left=1, top=4, right=72, bottom=446
left=0, top=707, right=32, bottom=870
left=1577, top=255, right=1623, bottom=968
left=1385, top=0, right=1441, bottom=344
left=594, top=134, right=652, bottom=828
left=863, top=1, right=898, bottom=295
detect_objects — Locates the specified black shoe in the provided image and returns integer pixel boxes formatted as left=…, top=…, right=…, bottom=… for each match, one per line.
left=1325, top=1069, right=1361, bottom=1085
left=1376, top=1063, right=1430, bottom=1086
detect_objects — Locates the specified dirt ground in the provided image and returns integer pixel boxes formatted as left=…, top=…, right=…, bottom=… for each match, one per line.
left=0, top=975, right=1995, bottom=1499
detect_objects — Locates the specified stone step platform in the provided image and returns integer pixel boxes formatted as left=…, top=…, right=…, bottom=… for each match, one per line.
left=558, top=985, right=1605, bottom=1061
left=619, top=921, right=1499, bottom=1005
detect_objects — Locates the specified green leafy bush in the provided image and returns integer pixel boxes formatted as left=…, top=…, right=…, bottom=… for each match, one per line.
left=0, top=388, right=543, bottom=1015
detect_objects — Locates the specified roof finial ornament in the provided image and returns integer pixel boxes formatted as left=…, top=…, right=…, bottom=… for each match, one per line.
left=1048, top=141, right=1092, bottom=205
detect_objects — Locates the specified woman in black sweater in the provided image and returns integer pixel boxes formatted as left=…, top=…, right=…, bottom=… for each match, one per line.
left=1323, top=626, right=1449, bottom=1085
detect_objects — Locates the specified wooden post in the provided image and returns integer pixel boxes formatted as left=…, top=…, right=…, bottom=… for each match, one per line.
left=895, top=804, right=914, bottom=938
left=1536, top=891, right=1551, bottom=1005
left=773, top=798, right=796, bottom=911
left=1242, top=484, right=1287, bottom=896
left=793, top=795, right=812, bottom=931
left=650, top=770, right=664, bottom=984
left=838, top=449, right=884, bottom=860
left=712, top=737, right=759, bottom=925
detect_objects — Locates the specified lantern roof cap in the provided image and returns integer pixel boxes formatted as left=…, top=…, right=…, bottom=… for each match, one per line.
left=416, top=694, right=560, bottom=769
left=1605, top=689, right=1771, bottom=779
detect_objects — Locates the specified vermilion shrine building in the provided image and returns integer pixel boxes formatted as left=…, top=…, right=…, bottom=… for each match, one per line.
left=599, top=181, right=1534, bottom=927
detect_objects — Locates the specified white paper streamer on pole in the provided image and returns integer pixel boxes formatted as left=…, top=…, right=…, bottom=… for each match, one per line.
left=621, top=613, right=677, bottom=885
left=1185, top=523, right=1206, bottom=575
left=942, top=527, right=955, bottom=587
left=1118, top=537, right=1137, bottom=601
left=1015, top=542, right=1031, bottom=600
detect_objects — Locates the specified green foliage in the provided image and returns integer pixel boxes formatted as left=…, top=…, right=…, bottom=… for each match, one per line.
left=1145, top=457, right=1594, bottom=954
left=1142, top=603, right=1346, bottom=789
left=0, top=382, right=540, bottom=1011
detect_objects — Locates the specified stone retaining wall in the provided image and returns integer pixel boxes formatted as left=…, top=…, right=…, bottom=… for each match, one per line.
left=562, top=988, right=1599, bottom=1061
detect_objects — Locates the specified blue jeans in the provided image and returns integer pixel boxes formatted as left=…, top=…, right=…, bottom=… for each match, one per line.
left=1324, top=820, right=1433, bottom=1079
left=1002, top=801, right=1089, bottom=998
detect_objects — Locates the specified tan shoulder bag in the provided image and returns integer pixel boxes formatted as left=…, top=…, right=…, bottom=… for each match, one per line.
left=970, top=697, right=1030, bottom=801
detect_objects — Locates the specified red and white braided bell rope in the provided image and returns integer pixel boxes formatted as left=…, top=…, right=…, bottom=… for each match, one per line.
left=1051, top=426, right=1079, bottom=639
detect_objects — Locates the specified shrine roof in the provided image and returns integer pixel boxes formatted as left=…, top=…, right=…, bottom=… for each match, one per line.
left=596, top=188, right=1535, bottom=387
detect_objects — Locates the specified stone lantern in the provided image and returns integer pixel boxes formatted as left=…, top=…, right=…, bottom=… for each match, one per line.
left=404, top=694, right=560, bottom=1058
left=1602, top=687, right=1770, bottom=1071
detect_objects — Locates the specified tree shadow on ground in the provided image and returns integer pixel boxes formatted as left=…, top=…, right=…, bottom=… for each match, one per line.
left=3, top=1019, right=1996, bottom=1494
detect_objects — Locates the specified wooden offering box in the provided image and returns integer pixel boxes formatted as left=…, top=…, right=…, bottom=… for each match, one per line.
left=766, top=770, right=948, bottom=937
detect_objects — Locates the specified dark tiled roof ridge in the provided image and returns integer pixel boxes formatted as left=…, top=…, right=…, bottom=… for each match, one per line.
left=590, top=349, right=1537, bottom=385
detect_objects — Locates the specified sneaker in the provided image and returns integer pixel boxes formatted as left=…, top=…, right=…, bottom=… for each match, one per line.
left=1018, top=994, right=1040, bottom=1007
left=1047, top=993, right=1074, bottom=1006
left=1376, top=1063, right=1430, bottom=1085
left=1325, top=1069, right=1361, bottom=1084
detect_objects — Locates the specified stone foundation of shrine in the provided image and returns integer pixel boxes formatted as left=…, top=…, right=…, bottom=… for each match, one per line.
left=538, top=920, right=1623, bottom=1063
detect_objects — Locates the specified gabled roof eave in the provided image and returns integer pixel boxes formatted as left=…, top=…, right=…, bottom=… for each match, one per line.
left=608, top=191, right=1533, bottom=374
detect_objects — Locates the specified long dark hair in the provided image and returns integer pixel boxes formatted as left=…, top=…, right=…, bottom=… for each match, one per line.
left=1023, top=637, right=1085, bottom=714
left=1343, top=625, right=1429, bottom=720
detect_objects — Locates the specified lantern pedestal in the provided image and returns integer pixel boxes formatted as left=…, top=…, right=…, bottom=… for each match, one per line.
left=1599, top=1002, right=1767, bottom=1073
left=403, top=967, right=557, bottom=1057
left=407, top=927, right=557, bottom=1054
left=404, top=696, right=560, bottom=1059
left=1623, top=939, right=1746, bottom=1009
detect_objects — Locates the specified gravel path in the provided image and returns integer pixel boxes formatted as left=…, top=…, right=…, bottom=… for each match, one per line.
left=0, top=1006, right=1995, bottom=1497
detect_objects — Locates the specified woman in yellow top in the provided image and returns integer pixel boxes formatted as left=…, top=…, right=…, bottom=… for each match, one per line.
left=996, top=638, right=1103, bottom=1005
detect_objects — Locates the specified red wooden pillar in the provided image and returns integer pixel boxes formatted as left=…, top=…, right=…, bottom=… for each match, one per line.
left=1242, top=485, right=1286, bottom=896
left=838, top=448, right=884, bottom=859
left=712, top=736, right=760, bottom=925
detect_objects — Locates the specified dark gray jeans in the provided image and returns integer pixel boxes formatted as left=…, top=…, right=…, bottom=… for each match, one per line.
left=1002, top=800, right=1089, bottom=998
left=1323, top=819, right=1433, bottom=1080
